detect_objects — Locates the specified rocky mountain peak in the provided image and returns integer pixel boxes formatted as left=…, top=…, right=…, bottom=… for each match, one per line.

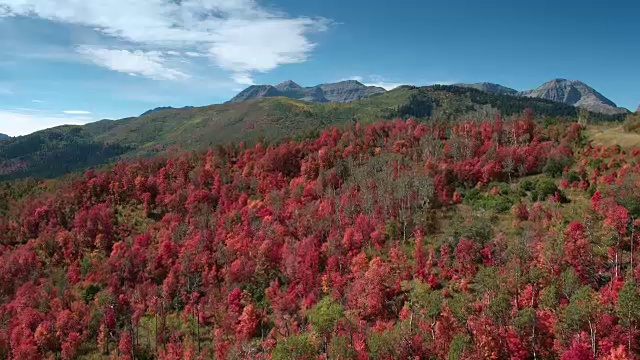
left=338, top=80, right=366, bottom=87
left=275, top=80, right=302, bottom=91
left=520, top=79, right=627, bottom=115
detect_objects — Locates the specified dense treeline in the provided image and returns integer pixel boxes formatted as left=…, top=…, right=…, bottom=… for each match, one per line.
left=0, top=126, right=132, bottom=181
left=1, top=113, right=640, bottom=359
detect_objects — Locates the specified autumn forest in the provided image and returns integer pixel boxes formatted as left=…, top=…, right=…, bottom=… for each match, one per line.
left=2, top=112, right=640, bottom=360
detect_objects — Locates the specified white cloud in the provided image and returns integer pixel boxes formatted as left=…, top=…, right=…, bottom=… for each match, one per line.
left=364, top=82, right=405, bottom=90
left=63, top=110, right=91, bottom=115
left=0, top=109, right=94, bottom=136
left=0, top=0, right=329, bottom=83
left=341, top=75, right=406, bottom=90
left=31, top=99, right=44, bottom=103
left=342, top=76, right=364, bottom=82
left=430, top=80, right=456, bottom=85
left=77, top=47, right=189, bottom=80
left=231, top=72, right=255, bottom=86
left=14, top=107, right=44, bottom=112
left=345, top=75, right=458, bottom=90
left=207, top=17, right=327, bottom=83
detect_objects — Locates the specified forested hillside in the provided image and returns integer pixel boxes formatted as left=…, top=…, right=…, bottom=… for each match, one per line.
left=1, top=111, right=640, bottom=359
left=0, top=85, right=625, bottom=181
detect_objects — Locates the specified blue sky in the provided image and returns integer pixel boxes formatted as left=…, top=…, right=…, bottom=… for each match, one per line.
left=0, top=0, right=638, bottom=136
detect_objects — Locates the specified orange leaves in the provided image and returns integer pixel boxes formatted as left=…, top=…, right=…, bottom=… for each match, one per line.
left=236, top=304, right=259, bottom=341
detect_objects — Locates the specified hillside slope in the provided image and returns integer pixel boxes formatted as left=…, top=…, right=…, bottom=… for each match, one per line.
left=0, top=85, right=624, bottom=180
left=2, top=115, right=640, bottom=358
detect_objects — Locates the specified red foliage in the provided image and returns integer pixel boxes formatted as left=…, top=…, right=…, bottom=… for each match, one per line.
left=2, top=117, right=640, bottom=358
left=561, top=339, right=594, bottom=360
left=564, top=221, right=593, bottom=279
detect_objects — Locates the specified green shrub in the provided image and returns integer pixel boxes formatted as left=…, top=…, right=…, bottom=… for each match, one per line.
left=563, top=171, right=581, bottom=183
left=447, top=333, right=471, bottom=360
left=446, top=213, right=494, bottom=245
left=82, top=284, right=101, bottom=304
left=543, top=155, right=573, bottom=178
left=367, top=327, right=399, bottom=360
left=329, top=335, right=356, bottom=360
left=519, top=179, right=535, bottom=192
left=463, top=183, right=520, bottom=213
left=588, top=158, right=604, bottom=170
left=272, top=334, right=318, bottom=360
left=521, top=178, right=569, bottom=203
left=307, top=297, right=344, bottom=335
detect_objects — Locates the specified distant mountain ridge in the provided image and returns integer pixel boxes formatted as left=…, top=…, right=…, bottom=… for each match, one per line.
left=141, top=106, right=195, bottom=116
left=229, top=80, right=386, bottom=103
left=457, top=79, right=628, bottom=115
left=0, top=134, right=8, bottom=140
left=233, top=79, right=627, bottom=114
left=456, top=82, right=518, bottom=95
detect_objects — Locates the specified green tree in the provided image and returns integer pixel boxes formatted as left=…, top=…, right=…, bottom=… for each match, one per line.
left=488, top=295, right=511, bottom=326
left=512, top=307, right=539, bottom=358
left=306, top=296, right=344, bottom=355
left=406, top=280, right=442, bottom=339
left=539, top=284, right=559, bottom=309
left=544, top=156, right=573, bottom=178
left=560, top=268, right=580, bottom=299
left=615, top=280, right=640, bottom=353
left=272, top=334, right=318, bottom=360
left=447, top=333, right=471, bottom=360
left=562, top=286, right=599, bottom=357
left=328, top=334, right=356, bottom=360
left=367, top=327, right=399, bottom=360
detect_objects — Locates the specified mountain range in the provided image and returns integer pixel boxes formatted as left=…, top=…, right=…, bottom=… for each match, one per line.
left=2, top=84, right=627, bottom=181
left=229, top=80, right=386, bottom=104
left=456, top=79, right=628, bottom=115
left=230, top=79, right=628, bottom=115
left=0, top=134, right=8, bottom=140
